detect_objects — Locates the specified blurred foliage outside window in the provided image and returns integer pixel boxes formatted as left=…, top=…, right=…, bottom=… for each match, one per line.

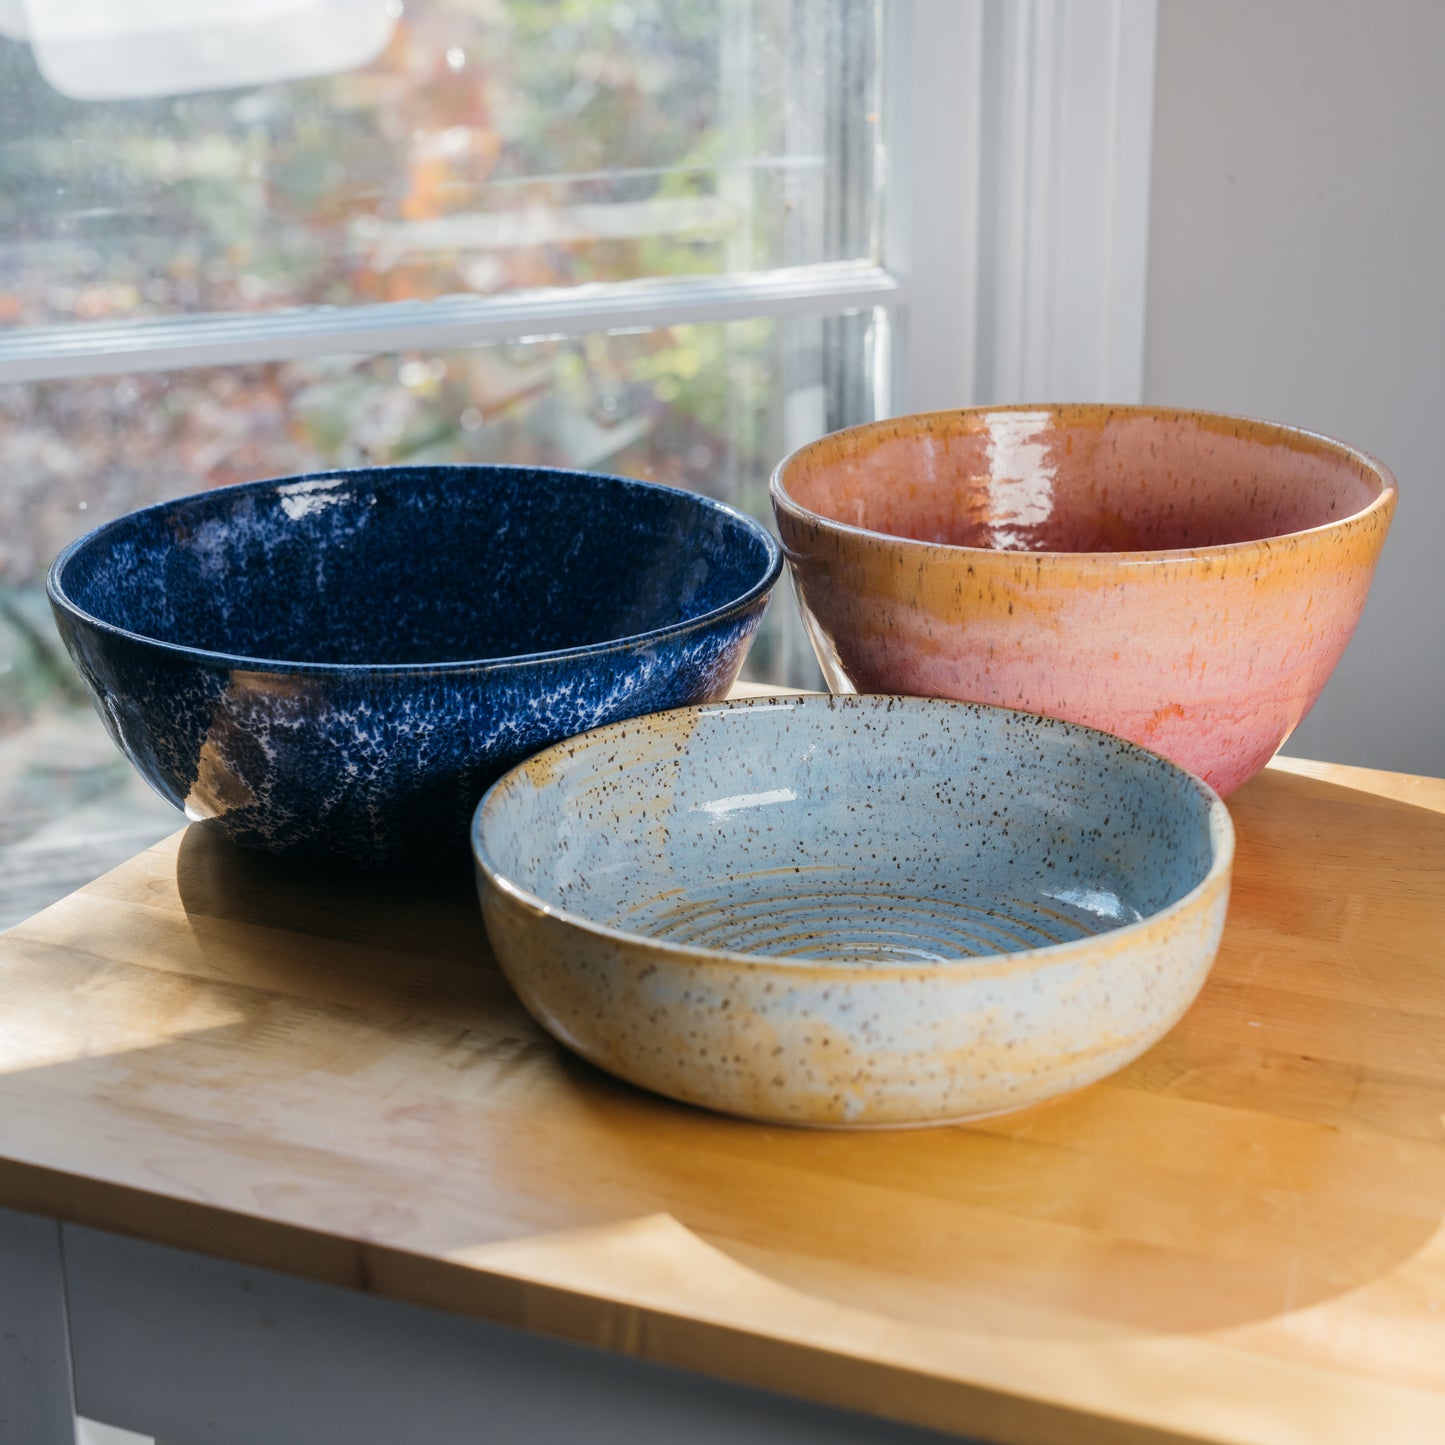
left=0, top=0, right=883, bottom=917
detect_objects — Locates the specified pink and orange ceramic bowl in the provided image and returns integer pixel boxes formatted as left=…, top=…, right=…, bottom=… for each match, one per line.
left=771, top=405, right=1396, bottom=795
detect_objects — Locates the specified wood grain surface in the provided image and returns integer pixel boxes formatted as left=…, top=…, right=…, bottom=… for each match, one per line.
left=0, top=748, right=1443, bottom=1445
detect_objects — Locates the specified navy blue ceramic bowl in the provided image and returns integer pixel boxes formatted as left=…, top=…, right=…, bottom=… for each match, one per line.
left=48, top=465, right=781, bottom=870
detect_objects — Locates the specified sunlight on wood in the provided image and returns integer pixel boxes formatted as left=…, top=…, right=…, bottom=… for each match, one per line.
left=0, top=707, right=1441, bottom=1443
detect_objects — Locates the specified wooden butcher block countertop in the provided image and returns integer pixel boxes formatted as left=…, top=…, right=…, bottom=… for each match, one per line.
left=0, top=718, right=1443, bottom=1445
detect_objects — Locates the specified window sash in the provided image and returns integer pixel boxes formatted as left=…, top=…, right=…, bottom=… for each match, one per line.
left=0, top=1, right=1158, bottom=410
left=0, top=261, right=903, bottom=383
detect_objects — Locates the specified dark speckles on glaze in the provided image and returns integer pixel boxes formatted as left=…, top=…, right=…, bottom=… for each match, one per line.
left=48, top=465, right=781, bottom=870
left=473, top=694, right=1235, bottom=1128
left=771, top=405, right=1397, bottom=796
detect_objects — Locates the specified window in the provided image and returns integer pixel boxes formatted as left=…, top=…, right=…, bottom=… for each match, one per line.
left=0, top=0, right=1155, bottom=921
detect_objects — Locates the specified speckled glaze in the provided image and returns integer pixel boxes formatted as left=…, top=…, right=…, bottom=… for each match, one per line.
left=48, top=465, right=781, bottom=870
left=771, top=406, right=1397, bottom=795
left=473, top=694, right=1234, bottom=1127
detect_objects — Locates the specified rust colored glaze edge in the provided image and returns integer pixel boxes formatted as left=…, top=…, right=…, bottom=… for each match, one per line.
left=770, top=406, right=1397, bottom=795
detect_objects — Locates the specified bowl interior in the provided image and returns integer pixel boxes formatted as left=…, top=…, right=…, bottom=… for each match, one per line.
left=477, top=695, right=1228, bottom=965
left=778, top=407, right=1389, bottom=553
left=56, top=466, right=777, bottom=666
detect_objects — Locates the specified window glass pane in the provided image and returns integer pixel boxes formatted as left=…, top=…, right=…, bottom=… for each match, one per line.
left=0, top=308, right=879, bottom=919
left=0, top=0, right=879, bottom=328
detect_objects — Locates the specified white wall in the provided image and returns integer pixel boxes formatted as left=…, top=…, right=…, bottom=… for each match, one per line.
left=1144, top=0, right=1445, bottom=777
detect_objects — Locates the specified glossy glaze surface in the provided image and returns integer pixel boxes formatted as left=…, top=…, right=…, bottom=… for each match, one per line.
left=771, top=406, right=1397, bottom=794
left=474, top=694, right=1233, bottom=1127
left=49, top=465, right=780, bottom=869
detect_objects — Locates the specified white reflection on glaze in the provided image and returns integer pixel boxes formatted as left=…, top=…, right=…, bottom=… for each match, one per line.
left=693, top=787, right=798, bottom=816
left=1043, top=886, right=1141, bottom=923
left=277, top=476, right=350, bottom=520
left=698, top=703, right=801, bottom=716
left=985, top=410, right=1055, bottom=549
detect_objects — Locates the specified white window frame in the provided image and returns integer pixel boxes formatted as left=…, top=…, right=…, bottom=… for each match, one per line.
left=889, top=0, right=1158, bottom=413
left=0, top=0, right=1158, bottom=412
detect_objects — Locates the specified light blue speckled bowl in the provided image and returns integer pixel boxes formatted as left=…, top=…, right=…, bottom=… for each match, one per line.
left=473, top=694, right=1234, bottom=1128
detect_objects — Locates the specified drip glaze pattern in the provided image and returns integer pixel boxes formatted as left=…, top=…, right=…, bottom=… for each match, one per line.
left=771, top=405, right=1396, bottom=795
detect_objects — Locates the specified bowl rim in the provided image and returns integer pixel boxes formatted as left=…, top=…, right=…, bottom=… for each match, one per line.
left=472, top=692, right=1236, bottom=981
left=769, top=403, right=1398, bottom=566
left=46, top=463, right=784, bottom=676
